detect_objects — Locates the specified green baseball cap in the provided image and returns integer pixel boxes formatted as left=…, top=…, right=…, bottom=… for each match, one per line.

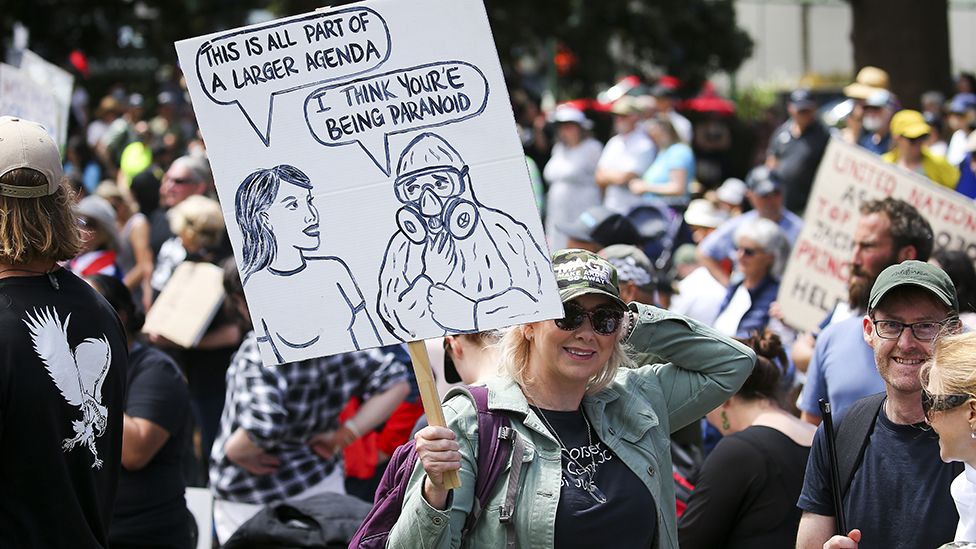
left=868, top=260, right=958, bottom=311
left=551, top=249, right=627, bottom=309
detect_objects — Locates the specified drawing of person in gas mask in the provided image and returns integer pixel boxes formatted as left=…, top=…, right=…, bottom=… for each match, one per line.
left=377, top=132, right=551, bottom=341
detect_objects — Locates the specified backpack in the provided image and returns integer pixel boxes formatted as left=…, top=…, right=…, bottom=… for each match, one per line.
left=224, top=492, right=372, bottom=548
left=349, top=385, right=525, bottom=549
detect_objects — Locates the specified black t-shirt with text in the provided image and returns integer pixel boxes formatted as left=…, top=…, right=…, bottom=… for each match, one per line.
left=798, top=404, right=958, bottom=549
left=110, top=342, right=191, bottom=548
left=0, top=269, right=127, bottom=548
left=535, top=407, right=657, bottom=549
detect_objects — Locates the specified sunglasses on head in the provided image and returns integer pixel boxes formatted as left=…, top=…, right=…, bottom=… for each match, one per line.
left=921, top=388, right=972, bottom=421
left=554, top=302, right=624, bottom=336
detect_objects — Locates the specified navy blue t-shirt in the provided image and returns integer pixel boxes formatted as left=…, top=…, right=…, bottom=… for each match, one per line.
left=798, top=403, right=958, bottom=549
left=535, top=407, right=657, bottom=549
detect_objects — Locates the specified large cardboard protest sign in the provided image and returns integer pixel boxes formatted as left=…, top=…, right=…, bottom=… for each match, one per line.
left=176, top=0, right=562, bottom=368
left=779, top=138, right=976, bottom=332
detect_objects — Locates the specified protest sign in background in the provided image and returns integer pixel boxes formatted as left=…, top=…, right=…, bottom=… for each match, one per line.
left=0, top=63, right=61, bottom=146
left=779, top=137, right=976, bottom=333
left=16, top=50, right=73, bottom=148
left=176, top=0, right=562, bottom=368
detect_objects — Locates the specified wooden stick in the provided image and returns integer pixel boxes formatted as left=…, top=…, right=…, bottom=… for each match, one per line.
left=407, top=340, right=461, bottom=489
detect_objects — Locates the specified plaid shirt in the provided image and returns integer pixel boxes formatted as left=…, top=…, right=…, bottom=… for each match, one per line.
left=209, top=332, right=409, bottom=504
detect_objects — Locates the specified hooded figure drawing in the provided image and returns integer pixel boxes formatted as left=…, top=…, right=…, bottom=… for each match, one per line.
left=377, top=132, right=551, bottom=341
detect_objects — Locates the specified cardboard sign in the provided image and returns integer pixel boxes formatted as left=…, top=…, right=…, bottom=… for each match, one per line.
left=0, top=63, right=61, bottom=145
left=176, top=0, right=561, bottom=366
left=143, top=261, right=226, bottom=348
left=15, top=50, right=74, bottom=148
left=778, top=138, right=976, bottom=332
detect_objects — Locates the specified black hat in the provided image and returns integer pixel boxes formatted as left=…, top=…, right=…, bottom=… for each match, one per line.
left=559, top=206, right=641, bottom=247
left=746, top=166, right=783, bottom=197
left=789, top=89, right=816, bottom=110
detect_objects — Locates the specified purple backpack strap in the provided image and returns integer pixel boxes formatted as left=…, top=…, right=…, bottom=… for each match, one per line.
left=457, top=385, right=520, bottom=544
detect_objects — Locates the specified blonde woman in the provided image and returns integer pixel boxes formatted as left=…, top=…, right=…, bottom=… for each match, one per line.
left=922, top=331, right=976, bottom=544
left=389, top=249, right=755, bottom=549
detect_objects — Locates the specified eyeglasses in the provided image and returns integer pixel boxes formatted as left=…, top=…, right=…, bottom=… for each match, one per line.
left=77, top=217, right=94, bottom=229
left=736, top=246, right=759, bottom=257
left=165, top=175, right=198, bottom=185
left=921, top=388, right=972, bottom=421
left=554, top=302, right=624, bottom=336
left=870, top=318, right=959, bottom=341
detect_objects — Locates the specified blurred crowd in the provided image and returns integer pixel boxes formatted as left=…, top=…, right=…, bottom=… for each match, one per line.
left=11, top=58, right=976, bottom=548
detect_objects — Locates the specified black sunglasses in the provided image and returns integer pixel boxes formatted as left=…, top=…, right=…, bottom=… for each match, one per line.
left=554, top=302, right=624, bottom=336
left=737, top=246, right=759, bottom=257
left=921, top=388, right=972, bottom=421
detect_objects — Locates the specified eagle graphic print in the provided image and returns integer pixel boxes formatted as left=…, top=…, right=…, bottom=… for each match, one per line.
left=23, top=307, right=112, bottom=469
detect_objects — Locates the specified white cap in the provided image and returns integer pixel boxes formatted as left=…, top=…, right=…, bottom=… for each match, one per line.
left=551, top=104, right=593, bottom=130
left=716, top=177, right=746, bottom=206
left=0, top=116, right=62, bottom=198
left=684, top=198, right=729, bottom=229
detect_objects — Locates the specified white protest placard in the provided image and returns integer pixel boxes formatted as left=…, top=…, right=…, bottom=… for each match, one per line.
left=176, top=0, right=562, bottom=367
left=17, top=49, right=74, bottom=148
left=778, top=137, right=976, bottom=332
left=0, top=63, right=60, bottom=145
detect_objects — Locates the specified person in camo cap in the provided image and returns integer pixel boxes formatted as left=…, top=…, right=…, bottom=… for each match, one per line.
left=390, top=249, right=755, bottom=549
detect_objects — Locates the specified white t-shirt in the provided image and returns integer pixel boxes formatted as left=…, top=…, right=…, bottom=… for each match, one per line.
left=669, top=266, right=728, bottom=326
left=598, top=129, right=656, bottom=213
left=713, top=283, right=751, bottom=337
left=952, top=464, right=976, bottom=542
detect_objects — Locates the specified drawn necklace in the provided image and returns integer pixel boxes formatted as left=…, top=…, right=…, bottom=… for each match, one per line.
left=532, top=405, right=608, bottom=505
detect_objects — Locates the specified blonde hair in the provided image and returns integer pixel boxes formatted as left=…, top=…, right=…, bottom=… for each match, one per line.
left=0, top=170, right=82, bottom=264
left=168, top=195, right=225, bottom=252
left=497, top=321, right=636, bottom=395
left=921, top=331, right=976, bottom=395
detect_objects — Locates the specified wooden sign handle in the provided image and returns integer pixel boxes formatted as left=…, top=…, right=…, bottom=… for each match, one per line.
left=407, top=340, right=462, bottom=490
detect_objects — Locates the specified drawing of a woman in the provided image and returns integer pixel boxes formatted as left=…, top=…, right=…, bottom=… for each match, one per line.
left=235, top=164, right=380, bottom=364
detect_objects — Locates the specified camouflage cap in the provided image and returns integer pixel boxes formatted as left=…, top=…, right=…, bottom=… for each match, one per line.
left=551, top=249, right=626, bottom=309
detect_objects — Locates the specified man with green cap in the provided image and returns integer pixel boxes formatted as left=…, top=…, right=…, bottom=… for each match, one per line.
left=796, top=261, right=962, bottom=549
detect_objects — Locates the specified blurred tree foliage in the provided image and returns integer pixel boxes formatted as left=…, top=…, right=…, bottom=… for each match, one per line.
left=1, top=0, right=753, bottom=100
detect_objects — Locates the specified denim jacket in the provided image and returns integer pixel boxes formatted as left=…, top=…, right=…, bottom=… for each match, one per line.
left=387, top=303, right=756, bottom=549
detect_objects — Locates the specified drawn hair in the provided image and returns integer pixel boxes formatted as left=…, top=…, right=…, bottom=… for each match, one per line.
left=497, top=322, right=635, bottom=395
left=235, top=164, right=312, bottom=282
left=0, top=170, right=82, bottom=264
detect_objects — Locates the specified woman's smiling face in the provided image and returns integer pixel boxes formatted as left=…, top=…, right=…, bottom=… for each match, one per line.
left=265, top=184, right=319, bottom=252
left=527, top=294, right=621, bottom=391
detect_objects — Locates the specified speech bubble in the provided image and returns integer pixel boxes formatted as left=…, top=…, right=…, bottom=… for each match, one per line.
left=195, top=7, right=391, bottom=146
left=303, top=61, right=489, bottom=176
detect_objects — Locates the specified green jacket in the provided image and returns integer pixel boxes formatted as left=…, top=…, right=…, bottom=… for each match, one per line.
left=388, top=303, right=756, bottom=549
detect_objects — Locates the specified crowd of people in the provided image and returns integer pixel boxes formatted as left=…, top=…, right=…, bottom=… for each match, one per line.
left=2, top=60, right=976, bottom=549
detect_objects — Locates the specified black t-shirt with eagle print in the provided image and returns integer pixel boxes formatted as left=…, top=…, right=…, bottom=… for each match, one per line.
left=0, top=268, right=127, bottom=548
